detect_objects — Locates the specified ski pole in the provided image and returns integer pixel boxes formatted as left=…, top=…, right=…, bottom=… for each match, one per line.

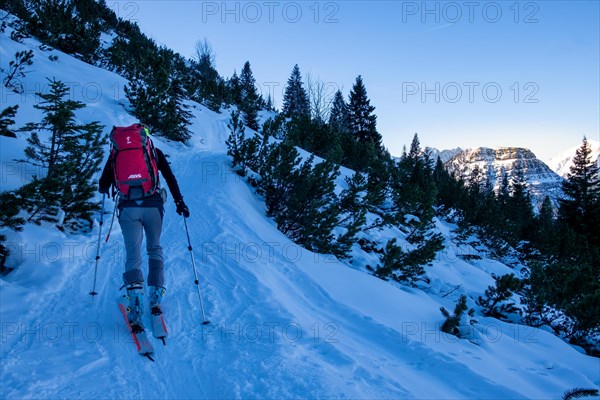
left=89, top=194, right=106, bottom=299
left=105, top=195, right=118, bottom=242
left=183, top=216, right=209, bottom=325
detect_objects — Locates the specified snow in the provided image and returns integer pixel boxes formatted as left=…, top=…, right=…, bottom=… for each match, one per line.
left=1, top=21, right=599, bottom=399
left=547, top=139, right=600, bottom=178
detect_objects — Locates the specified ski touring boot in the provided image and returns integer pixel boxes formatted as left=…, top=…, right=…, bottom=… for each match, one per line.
left=149, top=286, right=165, bottom=316
left=149, top=286, right=168, bottom=344
left=125, top=283, right=145, bottom=332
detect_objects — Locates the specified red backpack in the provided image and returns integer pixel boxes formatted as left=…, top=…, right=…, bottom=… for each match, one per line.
left=110, top=124, right=159, bottom=200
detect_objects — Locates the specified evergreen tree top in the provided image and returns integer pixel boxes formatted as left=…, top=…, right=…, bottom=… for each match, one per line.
left=349, top=76, right=374, bottom=114
left=560, top=136, right=600, bottom=215
left=348, top=75, right=380, bottom=147
left=283, top=64, right=310, bottom=119
left=408, top=133, right=421, bottom=160
left=565, top=137, right=599, bottom=185
left=240, top=61, right=256, bottom=88
left=331, top=90, right=345, bottom=104
left=328, top=90, right=349, bottom=131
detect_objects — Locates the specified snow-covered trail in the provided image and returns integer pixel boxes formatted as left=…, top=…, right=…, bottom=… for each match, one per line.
left=1, top=147, right=413, bottom=399
left=2, top=143, right=597, bottom=399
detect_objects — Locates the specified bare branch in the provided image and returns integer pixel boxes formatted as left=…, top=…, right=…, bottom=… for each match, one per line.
left=305, top=72, right=337, bottom=124
left=194, top=38, right=216, bottom=66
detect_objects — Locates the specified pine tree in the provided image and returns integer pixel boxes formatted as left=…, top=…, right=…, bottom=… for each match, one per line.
left=329, top=89, right=357, bottom=169
left=2, top=0, right=28, bottom=21
left=375, top=238, right=406, bottom=280
left=339, top=172, right=368, bottom=213
left=460, top=164, right=496, bottom=231
left=284, top=116, right=312, bottom=153
left=348, top=76, right=381, bottom=145
left=532, top=196, right=558, bottom=254
left=375, top=235, right=442, bottom=286
left=58, top=120, right=106, bottom=231
left=365, top=152, right=391, bottom=207
left=226, top=110, right=247, bottom=174
left=526, top=257, right=600, bottom=343
left=347, top=76, right=382, bottom=171
left=18, top=79, right=106, bottom=230
left=407, top=133, right=420, bottom=160
left=523, top=144, right=600, bottom=346
left=161, top=78, right=193, bottom=142
left=432, top=156, right=465, bottom=212
left=191, top=39, right=223, bottom=111
left=124, top=72, right=155, bottom=124
left=235, top=116, right=284, bottom=178
left=124, top=50, right=192, bottom=142
left=385, top=134, right=444, bottom=279
left=522, top=261, right=565, bottom=331
left=259, top=140, right=340, bottom=253
left=337, top=172, right=368, bottom=257
left=265, top=94, right=274, bottom=111
left=25, top=0, right=101, bottom=62
left=476, top=274, right=523, bottom=320
left=559, top=137, right=600, bottom=247
left=107, top=26, right=159, bottom=80
left=328, top=90, right=350, bottom=134
left=3, top=50, right=33, bottom=92
left=294, top=159, right=341, bottom=254
left=261, top=114, right=286, bottom=141
left=440, top=295, right=475, bottom=337
left=561, top=388, right=599, bottom=400
left=285, top=115, right=343, bottom=164
left=507, top=162, right=535, bottom=239
left=21, top=80, right=83, bottom=181
left=239, top=61, right=260, bottom=131
left=538, top=196, right=554, bottom=228
left=227, top=71, right=243, bottom=105
left=497, top=170, right=510, bottom=207
left=124, top=47, right=170, bottom=132
left=0, top=191, right=26, bottom=272
left=432, top=156, right=448, bottom=206
left=0, top=105, right=19, bottom=138
left=394, top=134, right=436, bottom=226
left=259, top=140, right=301, bottom=217
left=282, top=64, right=310, bottom=120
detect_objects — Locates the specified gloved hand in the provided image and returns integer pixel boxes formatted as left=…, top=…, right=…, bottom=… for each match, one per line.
left=99, top=184, right=110, bottom=195
left=176, top=199, right=190, bottom=218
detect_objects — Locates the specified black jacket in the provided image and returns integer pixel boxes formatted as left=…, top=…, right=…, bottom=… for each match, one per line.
left=99, top=148, right=184, bottom=208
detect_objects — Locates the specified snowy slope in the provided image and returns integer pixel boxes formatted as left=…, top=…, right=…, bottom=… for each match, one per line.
left=548, top=140, right=600, bottom=178
left=1, top=22, right=599, bottom=399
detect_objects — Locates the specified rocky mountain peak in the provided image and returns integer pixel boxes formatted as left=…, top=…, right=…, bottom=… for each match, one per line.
left=445, top=146, right=563, bottom=210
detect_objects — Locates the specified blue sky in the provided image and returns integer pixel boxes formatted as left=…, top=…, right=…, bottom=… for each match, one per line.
left=115, top=1, right=599, bottom=161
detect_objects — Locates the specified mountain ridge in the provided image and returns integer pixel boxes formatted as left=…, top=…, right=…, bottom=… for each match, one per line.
left=424, top=146, right=564, bottom=210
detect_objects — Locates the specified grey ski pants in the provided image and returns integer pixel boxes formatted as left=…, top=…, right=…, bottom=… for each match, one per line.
left=119, top=207, right=164, bottom=287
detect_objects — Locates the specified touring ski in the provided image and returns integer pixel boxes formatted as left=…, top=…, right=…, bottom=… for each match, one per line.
left=118, top=298, right=155, bottom=361
left=150, top=307, right=168, bottom=345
